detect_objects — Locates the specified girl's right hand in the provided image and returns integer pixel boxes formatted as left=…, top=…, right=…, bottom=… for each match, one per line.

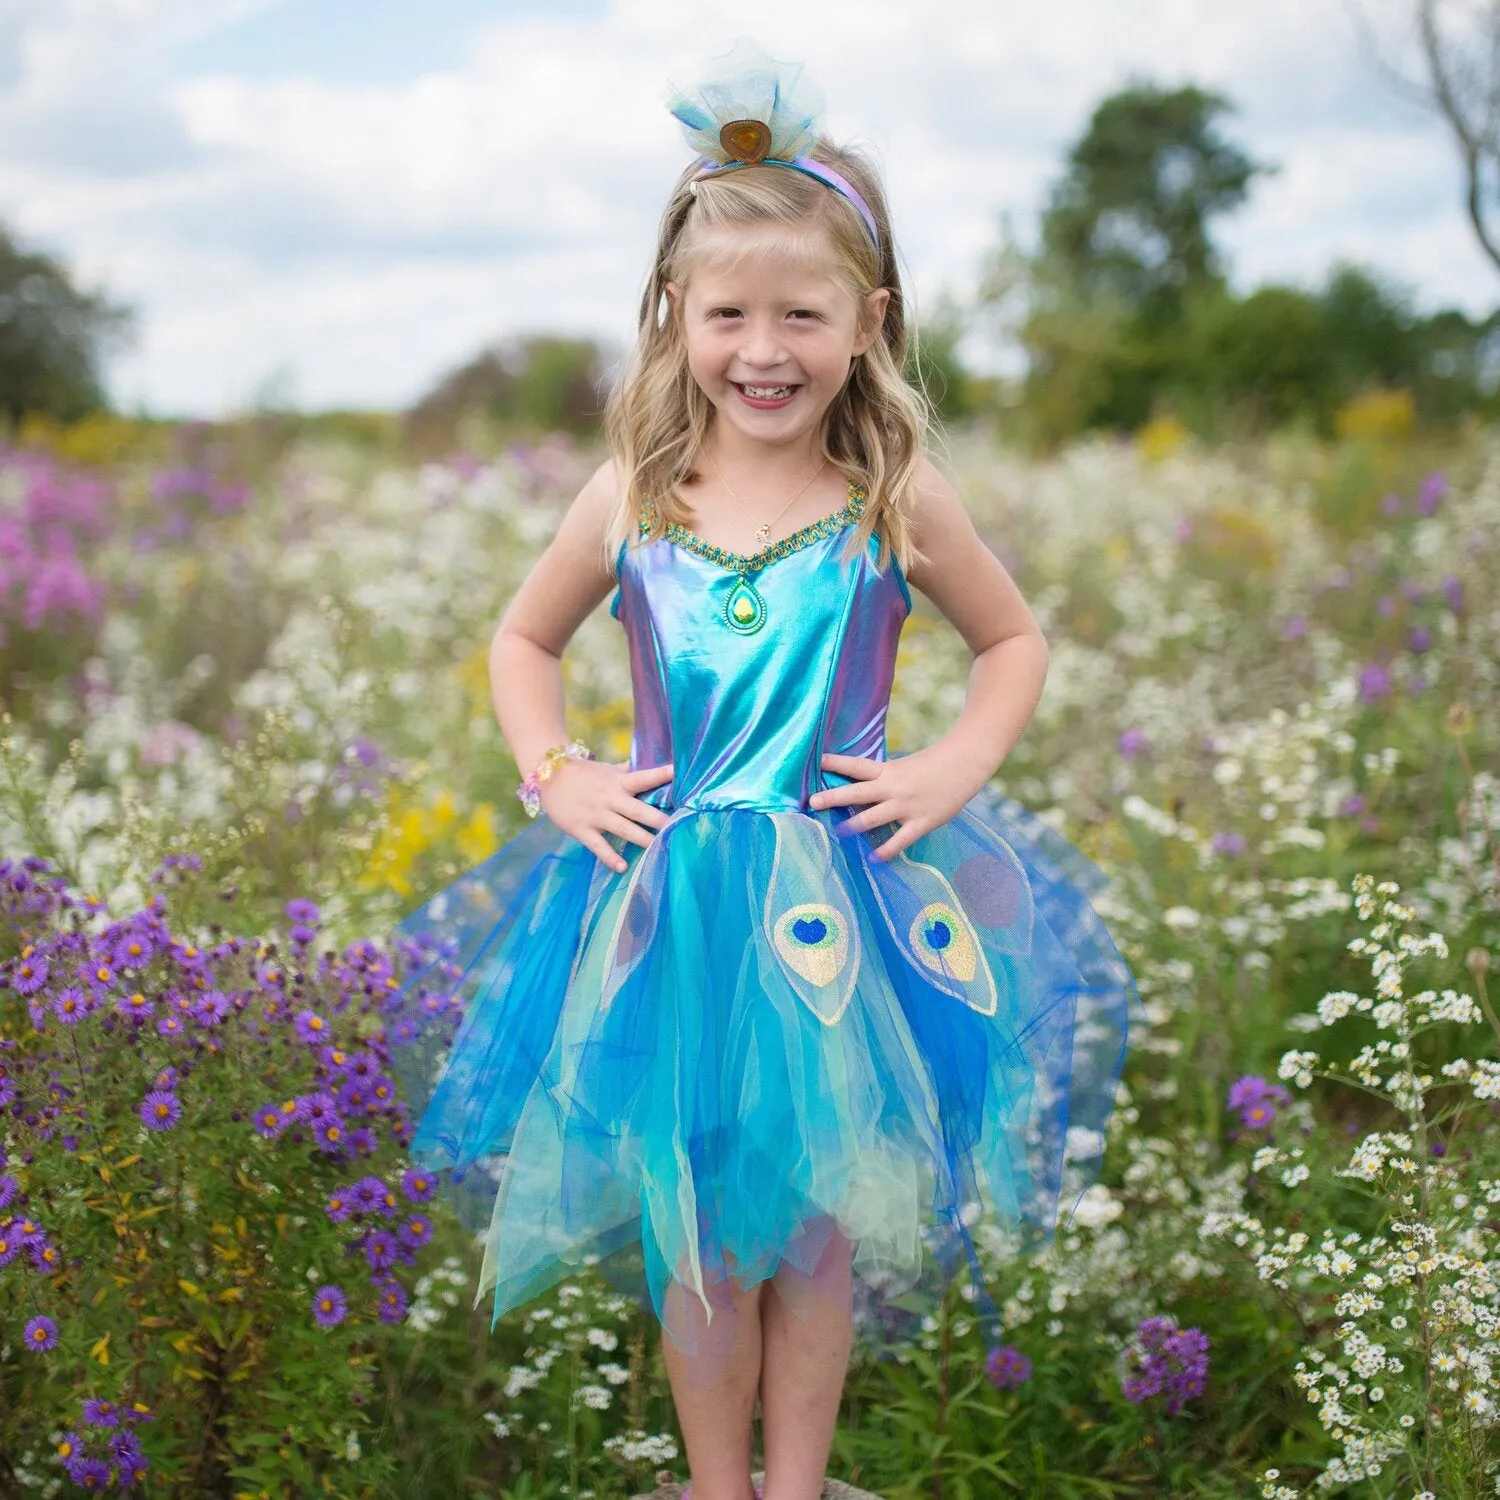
left=538, top=761, right=674, bottom=874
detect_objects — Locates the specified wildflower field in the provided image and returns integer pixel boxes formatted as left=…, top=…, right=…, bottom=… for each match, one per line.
left=0, top=410, right=1497, bottom=1499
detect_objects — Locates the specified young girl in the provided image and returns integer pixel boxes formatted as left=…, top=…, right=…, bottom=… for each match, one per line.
left=389, top=41, right=1132, bottom=1500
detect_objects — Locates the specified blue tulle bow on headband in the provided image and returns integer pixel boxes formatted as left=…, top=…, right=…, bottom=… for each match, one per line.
left=663, top=38, right=880, bottom=250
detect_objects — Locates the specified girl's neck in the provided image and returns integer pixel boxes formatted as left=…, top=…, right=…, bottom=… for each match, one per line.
left=702, top=422, right=825, bottom=489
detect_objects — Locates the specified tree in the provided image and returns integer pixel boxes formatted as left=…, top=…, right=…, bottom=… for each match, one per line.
left=1041, top=83, right=1267, bottom=325
left=0, top=224, right=133, bottom=427
left=1415, top=0, right=1500, bottom=276
left=405, top=334, right=610, bottom=453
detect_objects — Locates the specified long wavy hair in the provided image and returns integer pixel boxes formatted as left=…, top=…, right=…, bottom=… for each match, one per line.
left=603, top=138, right=929, bottom=572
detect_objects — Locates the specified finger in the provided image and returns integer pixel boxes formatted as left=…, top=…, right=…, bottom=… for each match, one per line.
left=602, top=813, right=656, bottom=851
left=619, top=763, right=674, bottom=793
left=872, top=821, right=928, bottom=862
left=819, top=753, right=885, bottom=780
left=619, top=798, right=671, bottom=830
left=808, top=780, right=884, bottom=810
left=579, top=831, right=628, bottom=874
left=834, top=801, right=903, bottom=837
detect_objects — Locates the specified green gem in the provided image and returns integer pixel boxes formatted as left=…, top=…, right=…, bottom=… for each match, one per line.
left=723, top=575, right=767, bottom=635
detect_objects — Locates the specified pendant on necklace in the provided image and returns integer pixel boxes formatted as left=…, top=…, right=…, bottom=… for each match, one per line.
left=723, top=574, right=768, bottom=635
left=754, top=524, right=771, bottom=548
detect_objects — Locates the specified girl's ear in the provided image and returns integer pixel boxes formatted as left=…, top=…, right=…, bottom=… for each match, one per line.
left=852, top=287, right=891, bottom=356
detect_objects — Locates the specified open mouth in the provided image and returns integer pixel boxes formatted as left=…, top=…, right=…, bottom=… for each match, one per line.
left=734, top=382, right=800, bottom=406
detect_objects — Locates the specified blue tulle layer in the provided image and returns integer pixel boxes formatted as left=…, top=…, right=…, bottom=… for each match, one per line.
left=387, top=788, right=1132, bottom=1352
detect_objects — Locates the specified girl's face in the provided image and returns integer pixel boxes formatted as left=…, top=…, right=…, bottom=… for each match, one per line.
left=668, top=228, right=889, bottom=455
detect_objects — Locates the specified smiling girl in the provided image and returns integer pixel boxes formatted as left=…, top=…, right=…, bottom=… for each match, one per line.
left=389, top=40, right=1133, bottom=1500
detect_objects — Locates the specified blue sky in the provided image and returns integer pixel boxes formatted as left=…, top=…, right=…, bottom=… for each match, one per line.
left=0, top=0, right=1490, bottom=416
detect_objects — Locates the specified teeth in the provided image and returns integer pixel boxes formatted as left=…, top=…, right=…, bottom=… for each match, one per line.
left=741, top=384, right=794, bottom=398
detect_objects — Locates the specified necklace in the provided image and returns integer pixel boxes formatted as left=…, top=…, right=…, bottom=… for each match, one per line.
left=705, top=449, right=828, bottom=551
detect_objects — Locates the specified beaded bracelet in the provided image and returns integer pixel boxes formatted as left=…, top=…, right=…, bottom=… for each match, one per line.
left=516, top=739, right=595, bottom=819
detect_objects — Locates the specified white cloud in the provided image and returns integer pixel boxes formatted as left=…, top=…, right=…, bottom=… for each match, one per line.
left=0, top=0, right=1491, bottom=415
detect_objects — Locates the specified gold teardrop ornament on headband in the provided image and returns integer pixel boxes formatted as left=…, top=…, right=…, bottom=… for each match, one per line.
left=719, top=118, right=772, bottom=163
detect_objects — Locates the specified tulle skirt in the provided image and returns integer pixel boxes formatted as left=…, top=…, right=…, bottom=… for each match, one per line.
left=386, top=787, right=1133, bottom=1357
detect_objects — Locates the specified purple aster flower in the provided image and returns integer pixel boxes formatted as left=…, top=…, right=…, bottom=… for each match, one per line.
left=55, top=1431, right=85, bottom=1466
left=1442, top=574, right=1464, bottom=612
left=22, top=1314, right=58, bottom=1352
left=398, top=1214, right=434, bottom=1249
left=250, top=1103, right=284, bottom=1138
left=290, top=924, right=317, bottom=947
left=12, top=951, right=48, bottom=995
left=1226, top=1075, right=1290, bottom=1129
left=286, top=897, right=321, bottom=927
left=1117, top=727, right=1146, bottom=762
left=0, top=1174, right=17, bottom=1210
left=325, top=1187, right=354, bottom=1223
left=192, top=990, right=231, bottom=1025
left=1282, top=613, right=1308, bottom=641
left=52, top=986, right=89, bottom=1024
left=312, top=1116, right=346, bottom=1154
left=362, top=1229, right=399, bottom=1271
left=376, top=1278, right=409, bottom=1325
left=345, top=1126, right=377, bottom=1156
left=1376, top=594, right=1396, bottom=618
left=1407, top=625, right=1432, bottom=654
left=350, top=1176, right=387, bottom=1214
left=336, top=1081, right=370, bottom=1116
left=311, top=1284, right=348, bottom=1328
left=1120, top=1315, right=1210, bottom=1414
left=123, top=1400, right=154, bottom=1425
left=138, top=1090, right=182, bottom=1131
left=400, top=1166, right=437, bottom=1204
left=1416, top=471, right=1446, bottom=515
left=70, top=1458, right=111, bottom=1490
left=117, top=990, right=154, bottom=1022
left=1338, top=793, right=1367, bottom=817
left=295, top=1009, right=330, bottom=1043
left=985, top=1343, right=1032, bottom=1390
left=300, top=1090, right=339, bottom=1123
left=156, top=1012, right=185, bottom=1037
left=1380, top=491, right=1401, bottom=516
left=1358, top=663, right=1391, bottom=703
left=109, top=1429, right=143, bottom=1463
left=1209, top=831, right=1246, bottom=857
left=0, top=1229, right=23, bottom=1269
left=82, top=1397, right=120, bottom=1427
left=318, top=1043, right=350, bottom=1073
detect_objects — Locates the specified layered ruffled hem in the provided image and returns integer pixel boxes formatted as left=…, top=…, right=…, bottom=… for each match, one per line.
left=386, top=787, right=1132, bottom=1355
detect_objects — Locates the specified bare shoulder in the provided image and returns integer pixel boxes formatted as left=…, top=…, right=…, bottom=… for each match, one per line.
left=907, top=454, right=975, bottom=555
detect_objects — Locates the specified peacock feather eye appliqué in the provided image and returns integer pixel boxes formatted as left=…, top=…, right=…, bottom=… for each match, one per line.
left=772, top=902, right=848, bottom=988
left=909, top=902, right=978, bottom=983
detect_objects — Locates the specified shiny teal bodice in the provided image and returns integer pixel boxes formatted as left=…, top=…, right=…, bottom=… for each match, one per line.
left=610, top=487, right=911, bottom=812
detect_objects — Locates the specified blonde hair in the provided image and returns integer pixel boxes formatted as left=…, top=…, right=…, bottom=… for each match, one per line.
left=603, top=139, right=928, bottom=572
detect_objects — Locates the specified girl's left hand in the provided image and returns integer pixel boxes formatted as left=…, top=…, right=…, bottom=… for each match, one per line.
left=809, top=749, right=984, bottom=861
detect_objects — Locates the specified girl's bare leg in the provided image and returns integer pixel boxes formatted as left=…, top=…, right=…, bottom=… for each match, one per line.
left=757, top=1224, right=854, bottom=1500
left=662, top=1270, right=764, bottom=1500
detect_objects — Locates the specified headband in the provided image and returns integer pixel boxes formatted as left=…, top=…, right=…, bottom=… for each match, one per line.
left=663, top=39, right=881, bottom=252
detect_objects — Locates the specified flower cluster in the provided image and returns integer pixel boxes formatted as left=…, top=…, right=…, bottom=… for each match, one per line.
left=51, top=1398, right=155, bottom=1490
left=1119, top=1314, right=1211, bottom=1414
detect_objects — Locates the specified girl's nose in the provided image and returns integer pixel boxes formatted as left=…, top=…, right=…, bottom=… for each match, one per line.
left=738, top=318, right=787, bottom=368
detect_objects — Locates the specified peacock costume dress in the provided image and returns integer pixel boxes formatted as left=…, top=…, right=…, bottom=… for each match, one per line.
left=387, top=483, right=1133, bottom=1353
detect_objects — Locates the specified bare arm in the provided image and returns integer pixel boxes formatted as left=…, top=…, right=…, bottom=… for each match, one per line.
left=810, top=458, right=1048, bottom=857
left=490, top=460, right=672, bottom=872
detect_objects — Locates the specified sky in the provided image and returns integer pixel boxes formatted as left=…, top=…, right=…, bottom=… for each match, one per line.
left=0, top=0, right=1491, bottom=417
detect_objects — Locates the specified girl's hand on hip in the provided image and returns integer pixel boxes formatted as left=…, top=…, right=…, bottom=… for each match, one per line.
left=540, top=761, right=673, bottom=874
left=810, top=750, right=979, bottom=861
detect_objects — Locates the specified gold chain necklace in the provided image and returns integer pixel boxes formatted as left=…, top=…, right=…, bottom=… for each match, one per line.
left=705, top=448, right=828, bottom=550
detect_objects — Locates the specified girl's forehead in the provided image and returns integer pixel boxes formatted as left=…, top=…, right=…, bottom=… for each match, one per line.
left=683, top=231, right=852, bottom=299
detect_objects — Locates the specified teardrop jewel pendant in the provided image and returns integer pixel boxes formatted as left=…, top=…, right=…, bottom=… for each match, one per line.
left=723, top=574, right=767, bottom=634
